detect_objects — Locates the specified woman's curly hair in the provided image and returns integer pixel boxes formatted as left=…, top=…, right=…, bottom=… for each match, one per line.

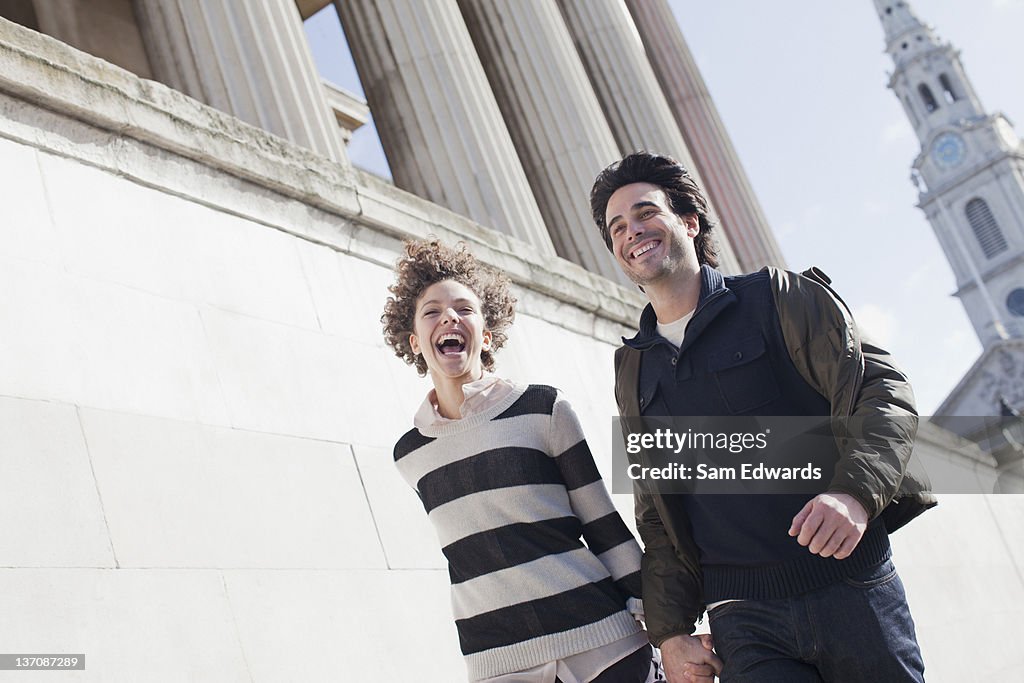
left=382, top=239, right=516, bottom=376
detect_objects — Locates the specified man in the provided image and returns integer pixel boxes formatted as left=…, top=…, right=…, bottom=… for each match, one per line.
left=589, top=152, right=935, bottom=682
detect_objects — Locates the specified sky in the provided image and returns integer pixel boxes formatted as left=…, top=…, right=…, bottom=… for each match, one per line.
left=303, top=1, right=1024, bottom=414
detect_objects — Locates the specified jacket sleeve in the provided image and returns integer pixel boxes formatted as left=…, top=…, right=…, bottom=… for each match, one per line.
left=769, top=268, right=919, bottom=520
left=548, top=392, right=644, bottom=605
left=633, top=482, right=704, bottom=645
left=614, top=347, right=704, bottom=643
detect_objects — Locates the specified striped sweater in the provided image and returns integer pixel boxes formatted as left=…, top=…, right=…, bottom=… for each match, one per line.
left=394, top=384, right=644, bottom=681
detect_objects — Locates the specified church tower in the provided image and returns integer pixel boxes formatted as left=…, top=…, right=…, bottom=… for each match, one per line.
left=874, top=1, right=1024, bottom=437
left=876, top=0, right=1024, bottom=347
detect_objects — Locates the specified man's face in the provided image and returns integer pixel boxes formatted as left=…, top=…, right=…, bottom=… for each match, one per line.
left=605, top=182, right=699, bottom=286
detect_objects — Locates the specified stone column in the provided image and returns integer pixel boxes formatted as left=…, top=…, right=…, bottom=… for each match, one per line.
left=556, top=0, right=740, bottom=274
left=625, top=0, right=787, bottom=270
left=32, top=0, right=154, bottom=78
left=457, top=0, right=628, bottom=284
left=334, top=0, right=554, bottom=253
left=133, top=0, right=346, bottom=163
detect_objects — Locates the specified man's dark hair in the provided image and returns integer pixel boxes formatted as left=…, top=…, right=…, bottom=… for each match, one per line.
left=590, top=151, right=719, bottom=267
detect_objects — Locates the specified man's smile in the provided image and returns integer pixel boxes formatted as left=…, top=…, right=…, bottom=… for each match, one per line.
left=630, top=239, right=661, bottom=260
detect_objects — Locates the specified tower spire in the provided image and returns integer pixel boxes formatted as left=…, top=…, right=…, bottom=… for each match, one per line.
left=873, top=0, right=926, bottom=42
left=873, top=0, right=1024, bottom=351
left=872, top=0, right=942, bottom=69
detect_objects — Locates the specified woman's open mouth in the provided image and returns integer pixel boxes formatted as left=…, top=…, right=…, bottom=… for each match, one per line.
left=436, top=332, right=467, bottom=355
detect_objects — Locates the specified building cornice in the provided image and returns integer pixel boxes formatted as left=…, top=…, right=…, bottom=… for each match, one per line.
left=0, top=17, right=645, bottom=336
left=917, top=146, right=1024, bottom=206
left=950, top=253, right=1024, bottom=297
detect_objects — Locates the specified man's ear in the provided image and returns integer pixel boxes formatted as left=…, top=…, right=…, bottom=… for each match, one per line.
left=409, top=333, right=421, bottom=355
left=481, top=329, right=493, bottom=351
left=684, top=213, right=700, bottom=237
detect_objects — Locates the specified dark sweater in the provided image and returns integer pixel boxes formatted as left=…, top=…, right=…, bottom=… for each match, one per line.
left=625, top=267, right=891, bottom=603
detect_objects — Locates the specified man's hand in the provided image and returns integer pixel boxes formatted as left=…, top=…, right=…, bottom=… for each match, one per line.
left=660, top=633, right=721, bottom=683
left=789, top=492, right=868, bottom=559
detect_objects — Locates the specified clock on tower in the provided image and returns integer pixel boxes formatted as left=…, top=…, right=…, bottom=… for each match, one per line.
left=930, top=132, right=966, bottom=169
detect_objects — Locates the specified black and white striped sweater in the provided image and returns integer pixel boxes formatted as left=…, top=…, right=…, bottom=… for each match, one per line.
left=394, top=384, right=644, bottom=680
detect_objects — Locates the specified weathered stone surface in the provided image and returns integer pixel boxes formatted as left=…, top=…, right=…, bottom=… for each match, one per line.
left=0, top=568, right=251, bottom=681
left=0, top=16, right=360, bottom=220
left=0, top=398, right=115, bottom=568
left=224, top=568, right=464, bottom=681
left=80, top=408, right=387, bottom=569
left=134, top=0, right=347, bottom=162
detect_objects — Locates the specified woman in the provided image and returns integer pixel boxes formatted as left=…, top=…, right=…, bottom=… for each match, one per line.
left=382, top=239, right=658, bottom=682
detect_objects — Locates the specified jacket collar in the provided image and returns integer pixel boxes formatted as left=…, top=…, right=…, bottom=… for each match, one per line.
left=623, top=265, right=731, bottom=350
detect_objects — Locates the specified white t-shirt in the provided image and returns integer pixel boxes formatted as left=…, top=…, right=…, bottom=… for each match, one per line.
left=655, top=310, right=694, bottom=348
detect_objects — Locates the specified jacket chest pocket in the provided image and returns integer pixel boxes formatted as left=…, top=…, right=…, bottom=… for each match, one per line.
left=639, top=380, right=670, bottom=417
left=707, top=335, right=780, bottom=414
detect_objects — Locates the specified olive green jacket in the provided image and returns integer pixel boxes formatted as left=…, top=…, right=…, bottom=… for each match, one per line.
left=613, top=267, right=936, bottom=645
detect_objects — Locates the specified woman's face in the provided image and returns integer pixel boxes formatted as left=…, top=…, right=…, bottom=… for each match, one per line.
left=410, top=280, right=492, bottom=386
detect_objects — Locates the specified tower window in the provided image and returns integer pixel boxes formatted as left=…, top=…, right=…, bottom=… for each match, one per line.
left=965, top=198, right=1009, bottom=259
left=918, top=84, right=939, bottom=113
left=939, top=74, right=958, bottom=103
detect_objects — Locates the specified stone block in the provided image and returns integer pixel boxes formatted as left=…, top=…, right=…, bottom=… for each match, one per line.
left=73, top=277, right=228, bottom=425
left=341, top=342, right=417, bottom=449
left=296, top=240, right=393, bottom=345
left=201, top=305, right=409, bottom=448
left=199, top=306, right=351, bottom=442
left=351, top=444, right=446, bottom=570
left=900, top=563, right=1024, bottom=679
left=0, top=257, right=84, bottom=402
left=224, top=568, right=464, bottom=682
left=40, top=152, right=320, bottom=330
left=0, top=397, right=114, bottom=567
left=982, top=494, right=1024, bottom=569
left=195, top=210, right=320, bottom=331
left=891, top=495, right=1019, bottom=570
left=382, top=356, right=434, bottom=429
left=0, top=254, right=228, bottom=423
left=79, top=408, right=386, bottom=569
left=0, top=136, right=60, bottom=267
left=0, top=568, right=249, bottom=682
left=39, top=151, right=204, bottom=304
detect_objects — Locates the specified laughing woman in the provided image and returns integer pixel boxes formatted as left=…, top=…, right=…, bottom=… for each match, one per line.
left=382, top=239, right=657, bottom=683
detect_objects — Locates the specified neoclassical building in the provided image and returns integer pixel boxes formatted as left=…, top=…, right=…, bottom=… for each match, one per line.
left=0, top=1, right=1020, bottom=680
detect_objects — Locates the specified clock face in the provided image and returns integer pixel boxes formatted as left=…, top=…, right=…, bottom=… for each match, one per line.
left=1008, top=288, right=1024, bottom=318
left=931, top=132, right=967, bottom=169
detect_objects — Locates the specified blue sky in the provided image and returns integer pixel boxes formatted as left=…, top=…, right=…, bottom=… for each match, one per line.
left=303, top=1, right=1024, bottom=413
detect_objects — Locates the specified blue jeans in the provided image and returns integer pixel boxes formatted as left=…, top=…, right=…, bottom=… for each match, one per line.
left=708, top=559, right=925, bottom=682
